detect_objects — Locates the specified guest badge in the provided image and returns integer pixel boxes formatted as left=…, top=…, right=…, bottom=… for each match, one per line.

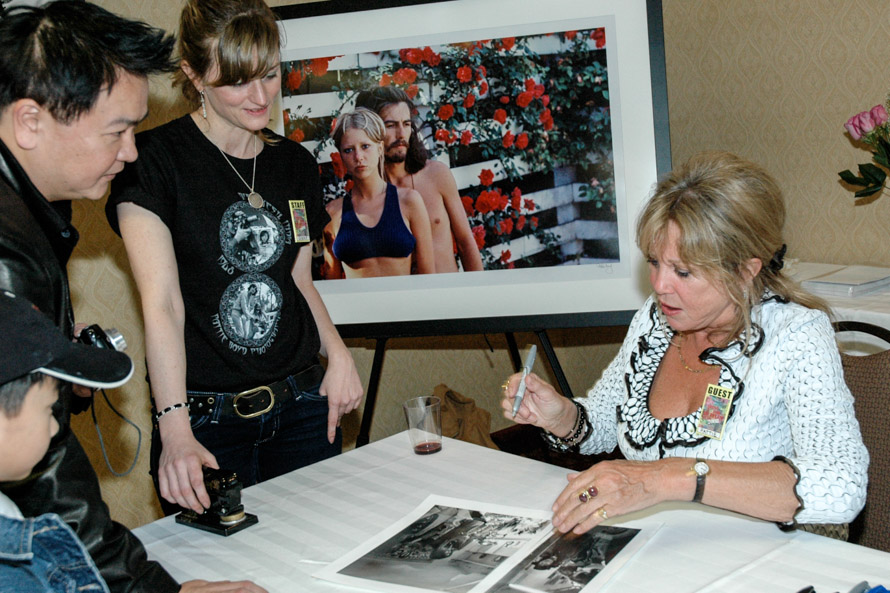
left=694, top=384, right=735, bottom=440
left=288, top=200, right=310, bottom=243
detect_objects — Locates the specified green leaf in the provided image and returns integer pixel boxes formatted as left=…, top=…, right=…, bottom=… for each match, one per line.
left=839, top=169, right=866, bottom=185
left=854, top=184, right=884, bottom=198
left=859, top=163, right=886, bottom=186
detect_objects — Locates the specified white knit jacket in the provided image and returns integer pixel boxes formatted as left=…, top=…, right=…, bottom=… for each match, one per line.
left=577, top=294, right=869, bottom=524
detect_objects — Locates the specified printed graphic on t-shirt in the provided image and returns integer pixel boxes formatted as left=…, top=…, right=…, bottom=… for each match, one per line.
left=219, top=201, right=285, bottom=273
left=218, top=274, right=282, bottom=349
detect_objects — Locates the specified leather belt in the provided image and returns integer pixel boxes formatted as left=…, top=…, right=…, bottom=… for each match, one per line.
left=186, top=364, right=325, bottom=419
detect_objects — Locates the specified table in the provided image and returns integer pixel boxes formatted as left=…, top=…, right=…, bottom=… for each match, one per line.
left=133, top=434, right=890, bottom=593
left=792, top=262, right=890, bottom=353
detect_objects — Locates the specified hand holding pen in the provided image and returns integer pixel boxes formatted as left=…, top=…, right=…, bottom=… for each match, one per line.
left=512, top=345, right=537, bottom=418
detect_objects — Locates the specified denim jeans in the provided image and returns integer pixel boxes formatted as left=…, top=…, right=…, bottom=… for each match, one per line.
left=150, top=376, right=340, bottom=515
left=0, top=512, right=109, bottom=593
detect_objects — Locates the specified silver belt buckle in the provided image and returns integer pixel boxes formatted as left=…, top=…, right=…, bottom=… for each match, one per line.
left=232, top=386, right=275, bottom=419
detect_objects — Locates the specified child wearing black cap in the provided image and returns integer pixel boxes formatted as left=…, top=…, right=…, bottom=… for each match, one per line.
left=0, top=291, right=133, bottom=593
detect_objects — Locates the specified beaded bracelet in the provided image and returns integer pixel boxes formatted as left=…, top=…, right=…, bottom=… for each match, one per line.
left=154, top=402, right=189, bottom=421
left=542, top=399, right=591, bottom=452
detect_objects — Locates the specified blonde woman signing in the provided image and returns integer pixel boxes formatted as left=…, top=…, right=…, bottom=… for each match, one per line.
left=503, top=151, right=868, bottom=539
left=323, top=108, right=435, bottom=279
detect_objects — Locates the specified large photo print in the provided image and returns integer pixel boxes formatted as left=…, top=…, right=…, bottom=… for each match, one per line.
left=274, top=0, right=666, bottom=325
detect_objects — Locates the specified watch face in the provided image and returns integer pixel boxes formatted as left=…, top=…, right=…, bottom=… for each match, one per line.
left=694, top=461, right=710, bottom=476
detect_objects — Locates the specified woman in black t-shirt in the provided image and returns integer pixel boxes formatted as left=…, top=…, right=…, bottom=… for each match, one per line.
left=107, top=0, right=363, bottom=515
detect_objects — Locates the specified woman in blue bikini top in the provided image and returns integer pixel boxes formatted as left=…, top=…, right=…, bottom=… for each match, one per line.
left=323, top=108, right=434, bottom=279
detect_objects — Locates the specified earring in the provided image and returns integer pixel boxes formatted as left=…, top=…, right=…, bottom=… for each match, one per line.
left=199, top=90, right=207, bottom=119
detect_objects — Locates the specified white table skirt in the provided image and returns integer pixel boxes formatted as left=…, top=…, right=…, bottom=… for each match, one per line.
left=133, top=434, right=890, bottom=593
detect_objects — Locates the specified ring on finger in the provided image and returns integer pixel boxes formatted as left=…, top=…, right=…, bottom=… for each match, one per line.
left=502, top=380, right=510, bottom=393
left=595, top=506, right=608, bottom=520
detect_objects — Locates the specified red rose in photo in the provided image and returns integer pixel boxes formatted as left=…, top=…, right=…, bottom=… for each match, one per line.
left=379, top=73, right=392, bottom=87
left=592, top=28, right=606, bottom=48
left=471, top=225, right=486, bottom=250
left=463, top=93, right=476, bottom=109
left=434, top=128, right=450, bottom=143
left=539, top=108, right=554, bottom=130
left=516, top=215, right=526, bottom=231
left=515, top=132, right=529, bottom=150
left=475, top=191, right=493, bottom=214
left=541, top=94, right=550, bottom=107
left=405, top=85, right=419, bottom=99
left=479, top=168, right=495, bottom=186
left=516, top=91, right=534, bottom=108
left=534, top=84, right=545, bottom=98
left=400, top=47, right=423, bottom=65
left=500, top=37, right=515, bottom=51
left=499, top=218, right=514, bottom=235
left=479, top=81, right=489, bottom=95
left=288, top=128, right=304, bottom=143
left=510, top=190, right=521, bottom=210
left=286, top=68, right=303, bottom=91
left=493, top=108, right=507, bottom=124
left=344, top=179, right=354, bottom=191
left=499, top=250, right=512, bottom=263
left=499, top=96, right=510, bottom=105
left=524, top=78, right=536, bottom=91
left=530, top=216, right=539, bottom=229
left=502, top=130, right=514, bottom=148
left=461, top=195, right=475, bottom=216
left=393, top=67, right=418, bottom=85
left=330, top=152, right=346, bottom=179
left=422, top=46, right=441, bottom=66
left=437, top=104, right=455, bottom=121
left=460, top=130, right=473, bottom=145
left=476, top=65, right=487, bottom=80
left=524, top=198, right=536, bottom=211
left=565, top=30, right=578, bottom=41
left=456, top=66, right=473, bottom=83
left=282, top=110, right=291, bottom=126
left=447, top=131, right=458, bottom=145
left=494, top=190, right=509, bottom=211
left=309, top=57, right=331, bottom=77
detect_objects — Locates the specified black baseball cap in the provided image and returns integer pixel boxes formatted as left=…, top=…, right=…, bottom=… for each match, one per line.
left=0, top=291, right=133, bottom=389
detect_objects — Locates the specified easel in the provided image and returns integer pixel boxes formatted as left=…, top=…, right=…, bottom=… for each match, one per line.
left=338, top=311, right=634, bottom=447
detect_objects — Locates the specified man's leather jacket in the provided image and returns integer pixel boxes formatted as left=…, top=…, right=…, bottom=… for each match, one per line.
left=0, top=138, right=179, bottom=593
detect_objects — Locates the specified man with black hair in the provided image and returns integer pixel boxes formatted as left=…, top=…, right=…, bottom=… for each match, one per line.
left=355, top=87, right=484, bottom=273
left=0, top=2, right=265, bottom=592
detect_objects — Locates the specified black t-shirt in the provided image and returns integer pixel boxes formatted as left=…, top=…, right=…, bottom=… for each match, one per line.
left=107, top=115, right=329, bottom=391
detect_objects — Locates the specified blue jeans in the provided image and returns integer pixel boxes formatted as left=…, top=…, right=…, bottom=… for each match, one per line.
left=150, top=376, right=340, bottom=515
left=0, top=511, right=109, bottom=593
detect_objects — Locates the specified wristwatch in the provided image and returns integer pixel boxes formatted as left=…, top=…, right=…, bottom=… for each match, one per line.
left=692, top=459, right=710, bottom=503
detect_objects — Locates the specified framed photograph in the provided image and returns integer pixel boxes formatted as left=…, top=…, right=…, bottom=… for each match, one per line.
left=273, top=0, right=669, bottom=329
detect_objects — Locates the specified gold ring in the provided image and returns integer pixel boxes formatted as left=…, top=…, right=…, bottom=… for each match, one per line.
left=596, top=506, right=608, bottom=520
left=502, top=380, right=510, bottom=393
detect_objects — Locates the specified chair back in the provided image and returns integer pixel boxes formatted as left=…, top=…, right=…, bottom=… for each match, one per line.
left=834, top=321, right=890, bottom=552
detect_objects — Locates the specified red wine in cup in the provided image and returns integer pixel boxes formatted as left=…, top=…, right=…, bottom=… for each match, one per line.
left=414, top=441, right=442, bottom=455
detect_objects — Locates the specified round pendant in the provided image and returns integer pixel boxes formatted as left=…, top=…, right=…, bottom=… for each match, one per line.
left=247, top=191, right=264, bottom=209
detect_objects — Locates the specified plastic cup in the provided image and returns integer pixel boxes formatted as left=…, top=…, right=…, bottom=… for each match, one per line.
left=402, top=396, right=442, bottom=455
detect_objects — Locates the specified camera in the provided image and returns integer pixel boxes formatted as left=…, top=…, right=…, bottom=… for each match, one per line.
left=175, top=467, right=258, bottom=536
left=77, top=324, right=127, bottom=352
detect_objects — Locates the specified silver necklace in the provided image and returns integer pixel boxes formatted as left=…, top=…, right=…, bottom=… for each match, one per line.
left=217, top=133, right=264, bottom=209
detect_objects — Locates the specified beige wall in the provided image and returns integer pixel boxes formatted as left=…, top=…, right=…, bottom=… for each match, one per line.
left=69, top=0, right=890, bottom=529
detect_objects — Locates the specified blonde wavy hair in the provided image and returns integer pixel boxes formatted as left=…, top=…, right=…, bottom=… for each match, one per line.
left=636, top=151, right=829, bottom=344
left=332, top=108, right=387, bottom=180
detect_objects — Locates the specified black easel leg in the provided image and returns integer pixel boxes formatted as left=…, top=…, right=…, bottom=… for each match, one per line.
left=356, top=337, right=388, bottom=447
left=535, top=329, right=573, bottom=399
left=505, top=332, right=521, bottom=371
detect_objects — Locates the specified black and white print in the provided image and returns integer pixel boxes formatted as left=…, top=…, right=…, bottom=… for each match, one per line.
left=220, top=201, right=285, bottom=273
left=218, top=274, right=282, bottom=348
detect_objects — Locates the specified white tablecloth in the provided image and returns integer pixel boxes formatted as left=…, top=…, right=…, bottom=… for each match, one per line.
left=133, top=434, right=890, bottom=593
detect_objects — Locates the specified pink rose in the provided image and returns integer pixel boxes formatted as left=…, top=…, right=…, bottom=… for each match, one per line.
left=870, top=104, right=888, bottom=126
left=856, top=110, right=876, bottom=135
left=845, top=115, right=862, bottom=140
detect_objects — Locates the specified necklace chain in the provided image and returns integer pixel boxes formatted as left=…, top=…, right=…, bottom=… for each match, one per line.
left=676, top=334, right=708, bottom=374
left=216, top=133, right=263, bottom=208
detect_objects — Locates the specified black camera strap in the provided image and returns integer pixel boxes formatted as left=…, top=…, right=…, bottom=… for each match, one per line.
left=90, top=388, right=142, bottom=477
